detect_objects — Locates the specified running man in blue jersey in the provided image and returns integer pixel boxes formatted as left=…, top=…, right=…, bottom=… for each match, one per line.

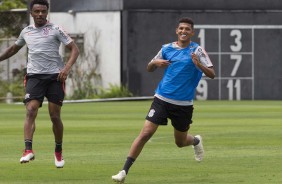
left=0, top=0, right=79, bottom=168
left=112, top=17, right=215, bottom=183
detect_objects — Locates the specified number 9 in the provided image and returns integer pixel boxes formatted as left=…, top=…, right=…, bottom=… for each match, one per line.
left=196, top=80, right=208, bottom=100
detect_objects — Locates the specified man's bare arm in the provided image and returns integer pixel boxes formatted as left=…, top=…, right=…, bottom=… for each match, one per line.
left=0, top=44, right=23, bottom=62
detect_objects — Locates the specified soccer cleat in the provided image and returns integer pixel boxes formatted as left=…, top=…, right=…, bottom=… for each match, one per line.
left=192, top=135, right=204, bottom=161
left=20, top=150, right=35, bottom=163
left=112, top=170, right=126, bottom=183
left=54, top=151, right=65, bottom=168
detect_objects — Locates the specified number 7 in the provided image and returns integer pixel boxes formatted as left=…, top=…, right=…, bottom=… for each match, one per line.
left=230, top=55, right=242, bottom=76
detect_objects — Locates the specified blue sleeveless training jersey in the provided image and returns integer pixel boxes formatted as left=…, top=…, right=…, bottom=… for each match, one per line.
left=154, top=41, right=212, bottom=103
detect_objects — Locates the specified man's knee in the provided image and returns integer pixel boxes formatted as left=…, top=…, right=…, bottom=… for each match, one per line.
left=26, top=105, right=39, bottom=118
left=49, top=112, right=61, bottom=123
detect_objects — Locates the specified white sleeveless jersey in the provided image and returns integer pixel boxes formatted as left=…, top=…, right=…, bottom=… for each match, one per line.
left=15, top=22, right=72, bottom=74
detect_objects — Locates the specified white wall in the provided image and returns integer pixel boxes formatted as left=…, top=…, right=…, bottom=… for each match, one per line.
left=0, top=11, right=121, bottom=98
left=49, top=11, right=121, bottom=95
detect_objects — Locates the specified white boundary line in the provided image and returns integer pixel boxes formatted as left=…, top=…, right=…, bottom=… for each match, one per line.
left=13, top=96, right=154, bottom=105
left=195, top=25, right=282, bottom=29
left=63, top=96, right=154, bottom=103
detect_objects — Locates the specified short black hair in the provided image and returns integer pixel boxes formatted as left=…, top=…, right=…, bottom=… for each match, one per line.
left=30, top=0, right=49, bottom=10
left=178, top=17, right=194, bottom=29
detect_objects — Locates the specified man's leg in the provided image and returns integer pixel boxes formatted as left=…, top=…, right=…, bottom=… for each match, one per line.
left=174, top=129, right=204, bottom=161
left=173, top=129, right=194, bottom=147
left=128, top=120, right=158, bottom=159
left=48, top=102, right=65, bottom=168
left=49, top=102, right=63, bottom=144
left=20, top=100, right=40, bottom=163
left=112, top=120, right=159, bottom=182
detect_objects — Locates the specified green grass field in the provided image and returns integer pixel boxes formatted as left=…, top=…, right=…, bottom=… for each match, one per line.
left=0, top=100, right=281, bottom=184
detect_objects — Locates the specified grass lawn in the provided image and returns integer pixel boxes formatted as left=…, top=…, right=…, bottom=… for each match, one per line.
left=0, top=100, right=281, bottom=184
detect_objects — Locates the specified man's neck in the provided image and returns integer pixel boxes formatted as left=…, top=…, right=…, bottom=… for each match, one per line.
left=176, top=40, right=191, bottom=48
left=34, top=21, right=48, bottom=28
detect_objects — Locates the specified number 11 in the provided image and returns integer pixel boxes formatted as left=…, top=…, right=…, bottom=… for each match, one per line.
left=227, top=79, right=241, bottom=100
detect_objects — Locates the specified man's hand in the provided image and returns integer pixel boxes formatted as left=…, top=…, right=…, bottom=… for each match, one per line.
left=57, top=67, right=70, bottom=82
left=191, top=53, right=200, bottom=67
left=147, top=59, right=170, bottom=72
left=191, top=52, right=215, bottom=79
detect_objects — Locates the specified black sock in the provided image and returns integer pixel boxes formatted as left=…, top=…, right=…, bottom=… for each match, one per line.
left=25, top=139, right=32, bottom=150
left=55, top=142, right=62, bottom=152
left=122, top=157, right=135, bottom=174
left=193, top=137, right=200, bottom=146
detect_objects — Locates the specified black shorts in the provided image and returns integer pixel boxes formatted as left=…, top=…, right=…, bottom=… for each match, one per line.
left=146, top=97, right=194, bottom=132
left=23, top=74, right=65, bottom=107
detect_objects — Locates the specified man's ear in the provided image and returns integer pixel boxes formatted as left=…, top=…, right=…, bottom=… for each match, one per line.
left=191, top=29, right=195, bottom=36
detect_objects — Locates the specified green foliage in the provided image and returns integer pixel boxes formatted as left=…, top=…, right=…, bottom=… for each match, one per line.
left=0, top=11, right=28, bottom=37
left=0, top=0, right=27, bottom=10
left=68, top=71, right=101, bottom=100
left=0, top=68, right=25, bottom=102
left=0, top=0, right=28, bottom=38
left=70, top=88, right=96, bottom=100
left=70, top=83, right=133, bottom=100
left=0, top=79, right=9, bottom=97
left=96, top=84, right=133, bottom=98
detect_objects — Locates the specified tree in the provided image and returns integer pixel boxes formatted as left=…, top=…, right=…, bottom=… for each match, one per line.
left=0, top=0, right=28, bottom=37
left=0, top=0, right=27, bottom=10
left=0, top=0, right=28, bottom=101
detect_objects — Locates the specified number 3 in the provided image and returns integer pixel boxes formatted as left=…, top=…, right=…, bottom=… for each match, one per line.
left=230, top=30, right=242, bottom=52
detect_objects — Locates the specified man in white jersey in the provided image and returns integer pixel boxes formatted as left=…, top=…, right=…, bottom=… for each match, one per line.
left=0, top=0, right=79, bottom=168
left=112, top=17, right=215, bottom=183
